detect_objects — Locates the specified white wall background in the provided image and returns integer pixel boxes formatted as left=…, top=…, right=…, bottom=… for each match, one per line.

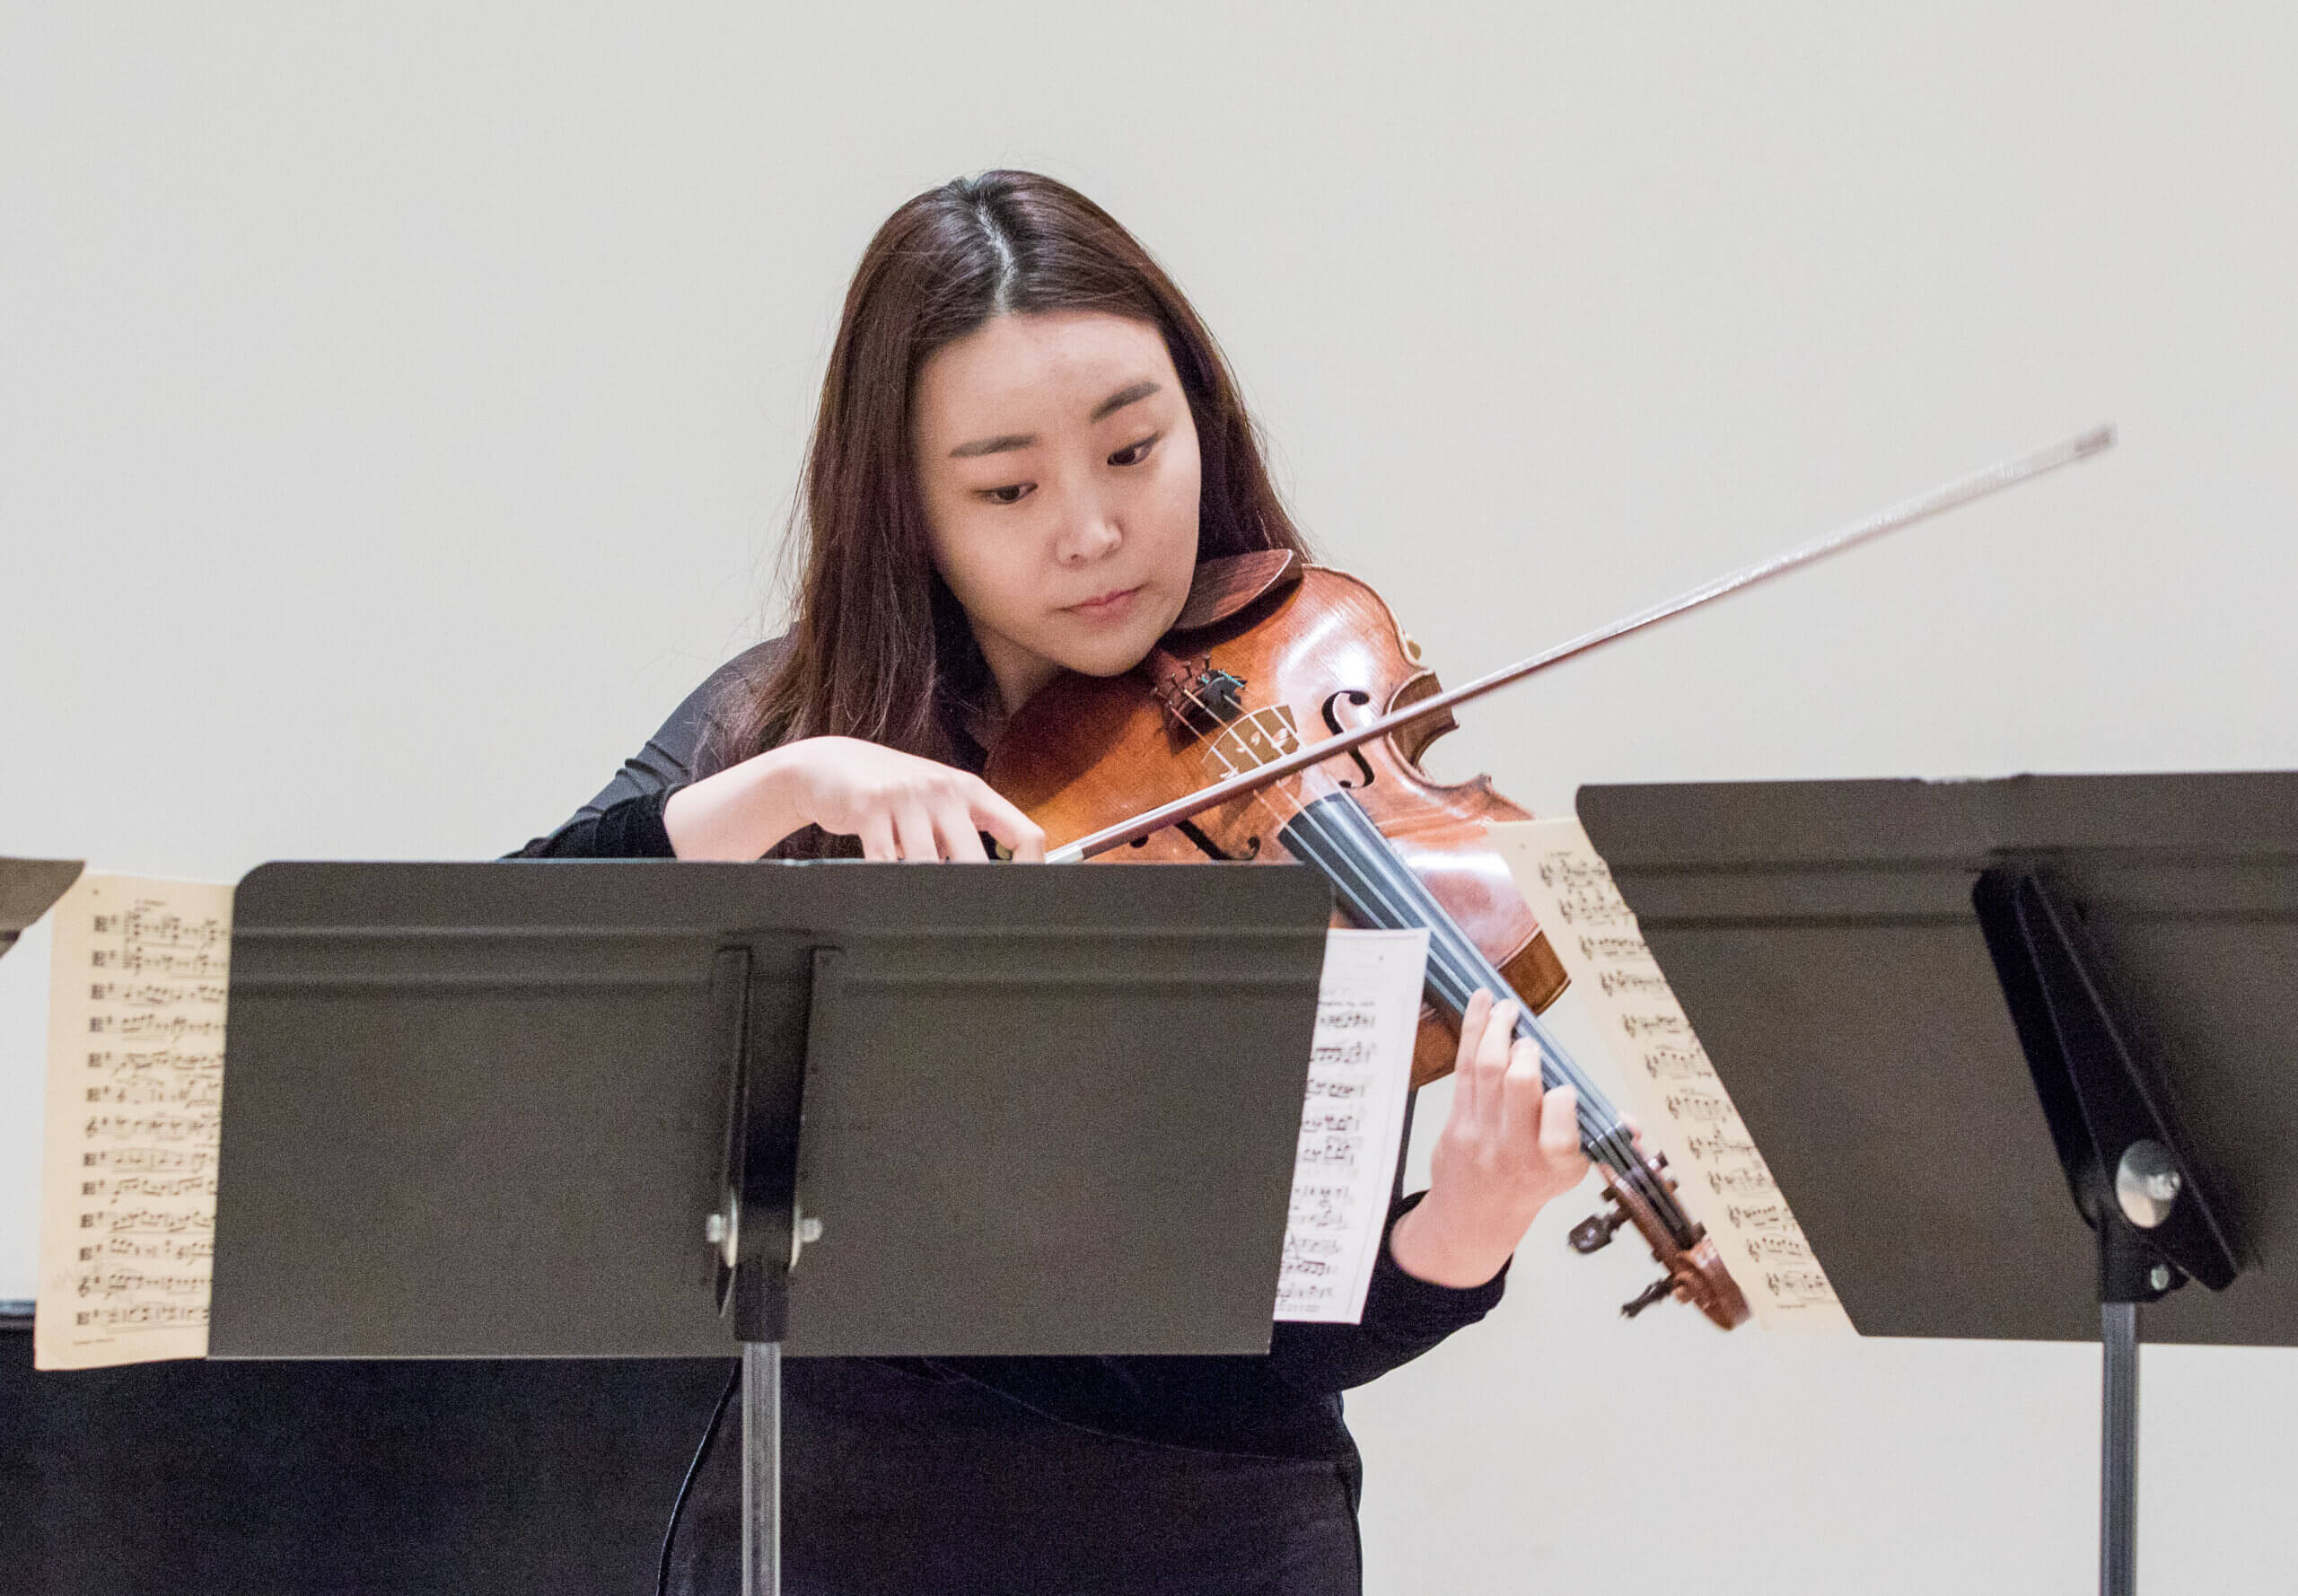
left=4, top=4, right=2295, bottom=1591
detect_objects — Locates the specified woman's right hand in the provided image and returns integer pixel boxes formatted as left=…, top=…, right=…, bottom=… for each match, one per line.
left=662, top=736, right=1047, bottom=863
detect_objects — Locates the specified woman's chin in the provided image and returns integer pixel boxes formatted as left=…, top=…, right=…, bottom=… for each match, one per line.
left=1057, top=642, right=1157, bottom=680
left=1041, top=618, right=1170, bottom=680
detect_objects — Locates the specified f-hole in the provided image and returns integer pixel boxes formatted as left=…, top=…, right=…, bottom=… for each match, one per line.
left=1175, top=819, right=1260, bottom=862
left=1321, top=690, right=1378, bottom=789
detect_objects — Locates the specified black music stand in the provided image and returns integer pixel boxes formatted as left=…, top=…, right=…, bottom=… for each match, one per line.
left=1, top=857, right=83, bottom=964
left=1579, top=772, right=2298, bottom=1596
left=207, top=860, right=1333, bottom=1596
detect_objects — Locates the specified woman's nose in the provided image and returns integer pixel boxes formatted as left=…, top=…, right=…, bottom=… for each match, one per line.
left=1053, top=499, right=1123, bottom=566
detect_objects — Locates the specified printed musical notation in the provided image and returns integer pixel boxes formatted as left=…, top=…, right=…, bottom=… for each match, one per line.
left=37, top=873, right=233, bottom=1370
left=1275, top=928, right=1430, bottom=1325
left=1491, top=819, right=1853, bottom=1337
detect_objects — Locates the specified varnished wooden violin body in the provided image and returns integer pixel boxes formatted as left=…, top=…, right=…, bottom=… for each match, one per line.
left=987, top=551, right=1750, bottom=1329
left=989, top=552, right=1567, bottom=1091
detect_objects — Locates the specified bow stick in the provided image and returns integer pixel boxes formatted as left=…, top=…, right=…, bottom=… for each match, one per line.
left=1047, top=424, right=2116, bottom=864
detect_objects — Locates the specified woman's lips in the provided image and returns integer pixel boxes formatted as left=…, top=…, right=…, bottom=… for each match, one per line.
left=1064, top=586, right=1141, bottom=622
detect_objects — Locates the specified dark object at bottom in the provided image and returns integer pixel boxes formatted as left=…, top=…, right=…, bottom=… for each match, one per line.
left=1, top=1321, right=1367, bottom=1596
left=0, top=1322, right=727, bottom=1596
left=664, top=1358, right=1363, bottom=1596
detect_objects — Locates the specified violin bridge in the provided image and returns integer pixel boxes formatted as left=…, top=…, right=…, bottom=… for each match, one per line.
left=1201, top=705, right=1300, bottom=781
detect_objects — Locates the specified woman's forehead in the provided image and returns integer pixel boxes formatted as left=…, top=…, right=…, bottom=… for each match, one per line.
left=915, top=311, right=1176, bottom=443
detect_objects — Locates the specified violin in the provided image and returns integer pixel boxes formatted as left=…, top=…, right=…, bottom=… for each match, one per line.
left=984, top=425, right=2112, bottom=1329
left=989, top=552, right=1749, bottom=1326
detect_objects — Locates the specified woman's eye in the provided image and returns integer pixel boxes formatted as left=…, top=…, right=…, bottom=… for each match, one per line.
left=1109, top=434, right=1160, bottom=468
left=978, top=483, right=1033, bottom=506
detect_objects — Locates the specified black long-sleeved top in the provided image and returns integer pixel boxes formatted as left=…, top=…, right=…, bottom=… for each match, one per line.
left=517, top=642, right=1508, bottom=1595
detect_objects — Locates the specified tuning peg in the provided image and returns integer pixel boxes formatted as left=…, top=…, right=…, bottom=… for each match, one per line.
left=1568, top=1209, right=1624, bottom=1254
left=1620, top=1276, right=1675, bottom=1319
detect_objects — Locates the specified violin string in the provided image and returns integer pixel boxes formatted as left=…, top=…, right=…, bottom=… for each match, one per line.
left=1285, top=799, right=1704, bottom=1258
left=1166, top=674, right=1573, bottom=1091
left=1159, top=674, right=1661, bottom=1202
left=1234, top=733, right=1609, bottom=1115
left=1167, top=688, right=1709, bottom=1285
left=1140, top=670, right=1713, bottom=1287
left=1284, top=797, right=1639, bottom=1173
left=1151, top=681, right=1649, bottom=1175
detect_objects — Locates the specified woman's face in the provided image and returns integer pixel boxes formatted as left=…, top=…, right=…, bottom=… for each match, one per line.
left=912, top=310, right=1202, bottom=716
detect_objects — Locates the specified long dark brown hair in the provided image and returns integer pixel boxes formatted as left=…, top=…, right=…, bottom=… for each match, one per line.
left=720, top=169, right=1309, bottom=785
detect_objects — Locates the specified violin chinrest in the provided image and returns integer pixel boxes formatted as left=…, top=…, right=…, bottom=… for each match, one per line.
left=1168, top=549, right=1302, bottom=633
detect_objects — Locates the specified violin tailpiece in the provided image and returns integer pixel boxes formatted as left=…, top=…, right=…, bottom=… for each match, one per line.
left=1145, top=646, right=1250, bottom=734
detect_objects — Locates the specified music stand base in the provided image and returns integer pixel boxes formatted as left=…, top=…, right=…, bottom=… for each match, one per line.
left=742, top=1341, right=781, bottom=1596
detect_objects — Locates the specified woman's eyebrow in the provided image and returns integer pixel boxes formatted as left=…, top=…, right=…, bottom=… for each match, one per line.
left=1091, top=380, right=1161, bottom=422
left=950, top=432, right=1035, bottom=458
left=948, top=380, right=1165, bottom=458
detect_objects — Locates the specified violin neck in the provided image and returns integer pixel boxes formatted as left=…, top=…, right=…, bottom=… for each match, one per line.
left=1276, top=792, right=1631, bottom=1159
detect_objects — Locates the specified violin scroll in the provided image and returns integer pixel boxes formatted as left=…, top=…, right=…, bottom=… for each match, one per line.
left=1575, top=1149, right=1750, bottom=1329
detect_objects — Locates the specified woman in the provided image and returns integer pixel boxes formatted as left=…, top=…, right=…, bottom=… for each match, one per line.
left=521, top=170, right=1588, bottom=1596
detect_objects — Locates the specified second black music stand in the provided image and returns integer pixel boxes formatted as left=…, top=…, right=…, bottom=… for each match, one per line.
left=1581, top=771, right=2298, bottom=1596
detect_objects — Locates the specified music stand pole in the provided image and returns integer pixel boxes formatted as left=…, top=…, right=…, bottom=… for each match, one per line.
left=741, top=1341, right=780, bottom=1596
left=2101, top=1302, right=2136, bottom=1595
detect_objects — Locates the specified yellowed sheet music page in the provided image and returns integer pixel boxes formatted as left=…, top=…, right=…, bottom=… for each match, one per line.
left=36, top=873, right=233, bottom=1369
left=1490, top=818, right=1854, bottom=1336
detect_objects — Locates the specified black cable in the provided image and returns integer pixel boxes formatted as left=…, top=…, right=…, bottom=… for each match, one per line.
left=657, top=1361, right=741, bottom=1596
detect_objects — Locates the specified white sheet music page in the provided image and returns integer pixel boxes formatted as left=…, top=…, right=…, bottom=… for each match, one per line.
left=1490, top=818, right=1855, bottom=1336
left=1275, top=926, right=1430, bottom=1325
left=36, top=873, right=234, bottom=1369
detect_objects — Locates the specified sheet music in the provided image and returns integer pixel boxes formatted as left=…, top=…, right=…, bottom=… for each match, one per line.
left=1276, top=927, right=1430, bottom=1324
left=36, top=873, right=233, bottom=1369
left=1490, top=819, right=1854, bottom=1335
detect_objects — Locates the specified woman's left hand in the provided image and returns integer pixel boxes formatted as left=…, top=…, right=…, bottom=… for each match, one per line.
left=1386, top=989, right=1592, bottom=1288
